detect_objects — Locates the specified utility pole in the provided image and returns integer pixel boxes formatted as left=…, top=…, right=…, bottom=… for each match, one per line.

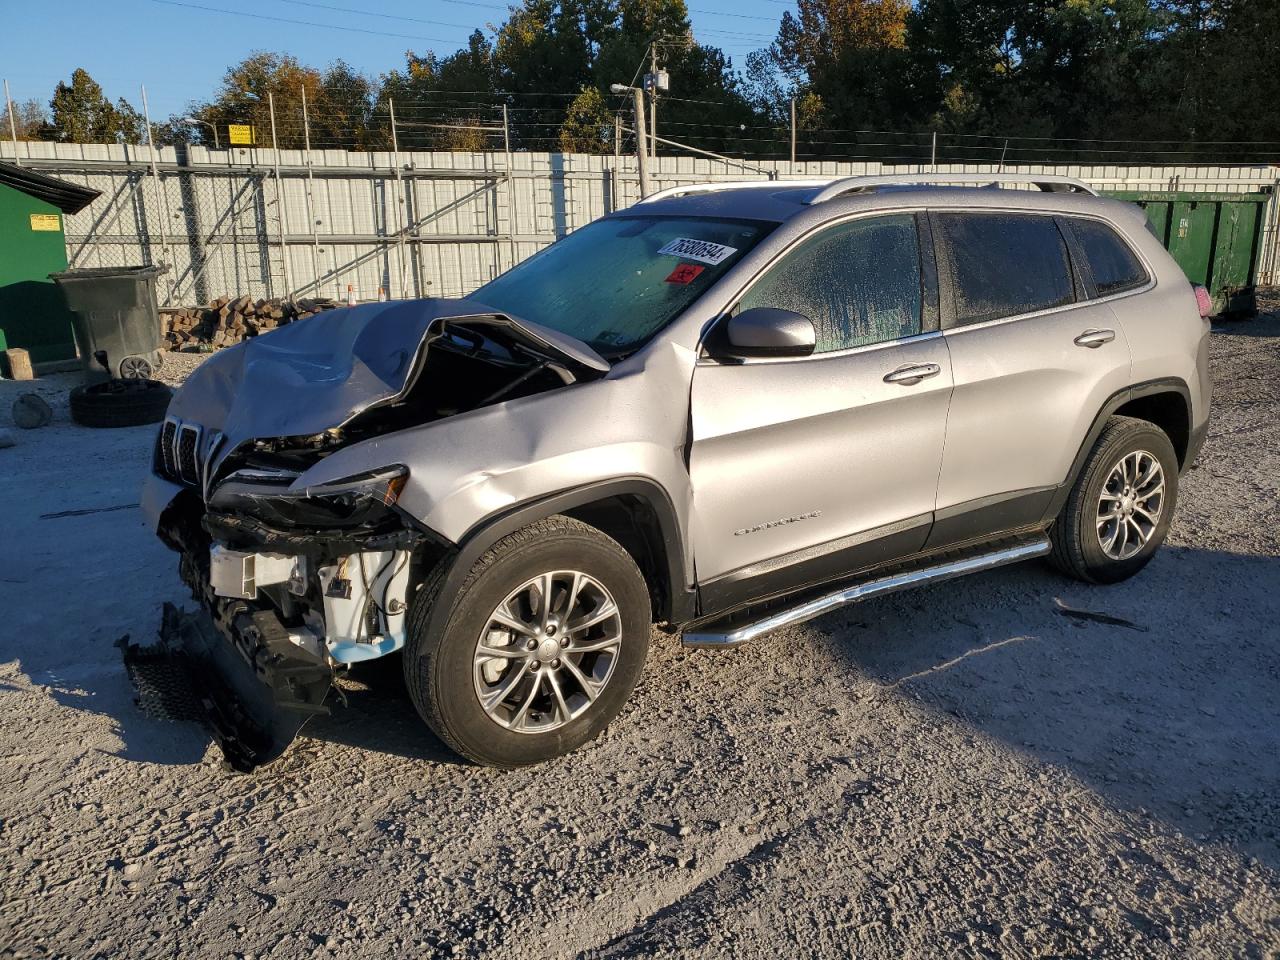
left=790, top=97, right=797, bottom=172
left=649, top=41, right=658, bottom=162
left=4, top=80, right=20, bottom=166
left=611, top=83, right=651, bottom=199
left=634, top=88, right=651, bottom=198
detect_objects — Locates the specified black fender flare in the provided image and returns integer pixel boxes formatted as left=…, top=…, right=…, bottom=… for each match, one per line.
left=418, top=477, right=694, bottom=648
left=1041, top=376, right=1197, bottom=524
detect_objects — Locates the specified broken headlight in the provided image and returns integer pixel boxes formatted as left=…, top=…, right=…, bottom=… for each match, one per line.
left=209, top=465, right=409, bottom=531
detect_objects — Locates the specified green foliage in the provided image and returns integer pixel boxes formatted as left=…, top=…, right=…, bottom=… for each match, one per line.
left=20, top=1, right=1278, bottom=159
left=185, top=52, right=378, bottom=150
left=559, top=87, right=612, bottom=152
left=46, top=69, right=145, bottom=144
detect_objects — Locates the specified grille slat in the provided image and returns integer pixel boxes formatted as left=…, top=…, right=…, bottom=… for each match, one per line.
left=159, top=420, right=178, bottom=478
left=177, top=425, right=201, bottom=485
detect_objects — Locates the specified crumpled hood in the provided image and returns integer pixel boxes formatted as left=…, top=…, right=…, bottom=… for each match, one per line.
left=165, top=296, right=608, bottom=452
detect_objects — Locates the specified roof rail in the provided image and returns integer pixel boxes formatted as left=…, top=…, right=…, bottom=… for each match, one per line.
left=805, top=173, right=1098, bottom=204
left=637, top=179, right=833, bottom=204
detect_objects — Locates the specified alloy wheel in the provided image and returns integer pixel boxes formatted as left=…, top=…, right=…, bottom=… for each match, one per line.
left=1096, top=449, right=1165, bottom=561
left=472, top=570, right=623, bottom=734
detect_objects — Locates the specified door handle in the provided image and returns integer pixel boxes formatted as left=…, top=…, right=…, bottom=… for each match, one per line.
left=1074, top=328, right=1116, bottom=348
left=883, top=362, right=941, bottom=386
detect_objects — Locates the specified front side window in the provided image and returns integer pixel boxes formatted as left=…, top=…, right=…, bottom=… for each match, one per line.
left=1069, top=218, right=1149, bottom=296
left=473, top=215, right=771, bottom=357
left=935, top=214, right=1075, bottom=326
left=737, top=214, right=922, bottom=353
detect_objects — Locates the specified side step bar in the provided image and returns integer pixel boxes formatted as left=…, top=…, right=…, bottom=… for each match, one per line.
left=682, top=540, right=1051, bottom=648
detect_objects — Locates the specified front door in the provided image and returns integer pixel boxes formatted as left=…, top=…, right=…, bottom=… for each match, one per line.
left=688, top=213, right=953, bottom=608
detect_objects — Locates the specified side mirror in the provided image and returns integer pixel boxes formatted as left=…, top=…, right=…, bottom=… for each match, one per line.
left=717, top=307, right=816, bottom=360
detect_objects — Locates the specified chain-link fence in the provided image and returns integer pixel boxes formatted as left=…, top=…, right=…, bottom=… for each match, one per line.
left=3, top=136, right=1278, bottom=307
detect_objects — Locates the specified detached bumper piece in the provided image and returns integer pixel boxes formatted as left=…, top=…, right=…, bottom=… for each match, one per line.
left=154, top=601, right=333, bottom=773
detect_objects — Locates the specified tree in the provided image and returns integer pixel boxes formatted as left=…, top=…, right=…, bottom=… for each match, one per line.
left=379, top=31, right=500, bottom=150
left=47, top=69, right=144, bottom=144
left=559, top=86, right=612, bottom=151
left=185, top=52, right=377, bottom=150
left=7, top=99, right=49, bottom=140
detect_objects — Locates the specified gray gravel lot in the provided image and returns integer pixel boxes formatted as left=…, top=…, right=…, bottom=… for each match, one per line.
left=1, top=308, right=1278, bottom=959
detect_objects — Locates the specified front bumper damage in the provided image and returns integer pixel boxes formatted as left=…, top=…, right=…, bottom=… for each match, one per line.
left=149, top=488, right=436, bottom=771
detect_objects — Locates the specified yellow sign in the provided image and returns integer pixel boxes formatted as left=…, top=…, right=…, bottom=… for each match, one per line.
left=29, top=213, right=60, bottom=232
left=228, top=124, right=256, bottom=146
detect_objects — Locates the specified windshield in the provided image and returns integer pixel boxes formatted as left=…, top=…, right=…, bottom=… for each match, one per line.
left=472, top=215, right=772, bottom=356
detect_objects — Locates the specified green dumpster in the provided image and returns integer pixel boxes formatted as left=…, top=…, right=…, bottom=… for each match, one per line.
left=1104, top=189, right=1272, bottom=317
left=0, top=162, right=101, bottom=374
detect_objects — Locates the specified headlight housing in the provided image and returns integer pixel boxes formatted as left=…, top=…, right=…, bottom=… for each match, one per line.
left=209, top=465, right=409, bottom=530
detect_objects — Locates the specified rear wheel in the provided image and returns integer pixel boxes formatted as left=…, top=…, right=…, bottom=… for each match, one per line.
left=404, top=516, right=651, bottom=767
left=1050, top=415, right=1179, bottom=584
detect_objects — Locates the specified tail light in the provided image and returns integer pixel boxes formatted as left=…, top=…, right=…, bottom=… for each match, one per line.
left=1193, top=284, right=1213, bottom=319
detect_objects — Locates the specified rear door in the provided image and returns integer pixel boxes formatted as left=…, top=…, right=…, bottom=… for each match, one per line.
left=927, top=211, right=1134, bottom=546
left=688, top=213, right=953, bottom=605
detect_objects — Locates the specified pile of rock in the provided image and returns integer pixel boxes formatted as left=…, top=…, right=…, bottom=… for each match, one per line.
left=161, top=295, right=339, bottom=350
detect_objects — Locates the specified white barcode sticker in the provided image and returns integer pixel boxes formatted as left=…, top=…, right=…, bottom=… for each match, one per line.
left=656, top=237, right=739, bottom=266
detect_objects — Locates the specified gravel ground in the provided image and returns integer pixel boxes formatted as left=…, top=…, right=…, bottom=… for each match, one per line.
left=1, top=309, right=1278, bottom=959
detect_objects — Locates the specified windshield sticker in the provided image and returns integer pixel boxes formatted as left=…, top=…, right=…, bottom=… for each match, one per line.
left=657, top=237, right=739, bottom=266
left=665, top=263, right=706, bottom=285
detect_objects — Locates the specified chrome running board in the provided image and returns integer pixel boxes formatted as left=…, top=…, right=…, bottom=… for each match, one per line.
left=681, top=540, right=1051, bottom=648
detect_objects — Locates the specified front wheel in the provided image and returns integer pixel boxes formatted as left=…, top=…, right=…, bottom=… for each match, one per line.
left=404, top=516, right=652, bottom=767
left=1050, top=415, right=1179, bottom=584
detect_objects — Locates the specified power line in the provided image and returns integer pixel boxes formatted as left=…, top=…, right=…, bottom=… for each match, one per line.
left=148, top=0, right=468, bottom=42
left=279, top=0, right=478, bottom=30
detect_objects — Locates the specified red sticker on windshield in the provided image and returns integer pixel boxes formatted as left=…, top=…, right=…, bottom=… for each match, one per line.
left=665, top=263, right=705, bottom=285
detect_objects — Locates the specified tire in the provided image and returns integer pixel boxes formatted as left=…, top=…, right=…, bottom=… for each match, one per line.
left=117, top=355, right=155, bottom=379
left=404, top=515, right=652, bottom=767
left=1050, top=415, right=1179, bottom=584
left=69, top=378, right=173, bottom=428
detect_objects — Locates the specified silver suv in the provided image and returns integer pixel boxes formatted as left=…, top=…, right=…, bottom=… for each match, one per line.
left=142, top=173, right=1211, bottom=770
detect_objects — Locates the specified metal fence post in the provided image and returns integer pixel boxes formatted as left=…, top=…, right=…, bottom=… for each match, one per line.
left=141, top=84, right=177, bottom=305
left=388, top=98, right=411, bottom=298
left=931, top=130, right=938, bottom=172
left=503, top=103, right=517, bottom=269
left=612, top=113, right=622, bottom=212
left=790, top=97, right=796, bottom=173
left=267, top=92, right=294, bottom=302
left=301, top=86, right=322, bottom=297
left=4, top=80, right=21, bottom=166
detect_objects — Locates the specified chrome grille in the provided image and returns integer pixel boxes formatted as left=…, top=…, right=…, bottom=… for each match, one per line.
left=177, top=425, right=201, bottom=485
left=157, top=417, right=223, bottom=495
left=158, top=420, right=177, bottom=477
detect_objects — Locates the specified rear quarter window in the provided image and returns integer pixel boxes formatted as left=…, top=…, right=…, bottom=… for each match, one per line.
left=1068, top=218, right=1149, bottom=296
left=935, top=213, right=1075, bottom=326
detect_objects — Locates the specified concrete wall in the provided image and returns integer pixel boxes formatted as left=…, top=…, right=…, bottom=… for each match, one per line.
left=3, top=140, right=1277, bottom=306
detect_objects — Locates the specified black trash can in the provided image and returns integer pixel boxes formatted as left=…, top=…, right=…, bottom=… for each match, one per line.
left=49, top=265, right=168, bottom=380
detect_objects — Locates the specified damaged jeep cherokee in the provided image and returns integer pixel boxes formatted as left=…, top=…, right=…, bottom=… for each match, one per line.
left=143, top=173, right=1210, bottom=770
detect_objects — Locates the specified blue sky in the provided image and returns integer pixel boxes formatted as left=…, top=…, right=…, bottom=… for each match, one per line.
left=1, top=0, right=792, bottom=119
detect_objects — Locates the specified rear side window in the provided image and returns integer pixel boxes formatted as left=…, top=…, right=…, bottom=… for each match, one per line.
left=738, top=214, right=921, bottom=353
left=935, top=214, right=1075, bottom=326
left=1068, top=218, right=1149, bottom=296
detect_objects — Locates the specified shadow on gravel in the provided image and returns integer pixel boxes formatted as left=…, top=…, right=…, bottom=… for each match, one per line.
left=808, top=546, right=1280, bottom=869
left=1211, top=313, right=1280, bottom=338
left=301, top=653, right=465, bottom=767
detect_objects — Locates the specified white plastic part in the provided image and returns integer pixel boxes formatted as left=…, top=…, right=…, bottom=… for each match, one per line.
left=209, top=545, right=303, bottom=600
left=317, top=550, right=412, bottom=661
